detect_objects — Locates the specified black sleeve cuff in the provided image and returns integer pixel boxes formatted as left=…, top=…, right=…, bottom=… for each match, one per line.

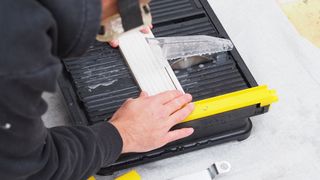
left=90, top=122, right=123, bottom=166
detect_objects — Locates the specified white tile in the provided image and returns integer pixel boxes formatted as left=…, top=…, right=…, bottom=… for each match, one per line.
left=118, top=31, right=184, bottom=96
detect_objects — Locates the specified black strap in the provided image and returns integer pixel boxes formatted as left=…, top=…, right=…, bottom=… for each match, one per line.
left=118, top=0, right=144, bottom=31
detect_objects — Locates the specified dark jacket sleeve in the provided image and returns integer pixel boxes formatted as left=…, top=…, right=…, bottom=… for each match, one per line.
left=0, top=0, right=123, bottom=180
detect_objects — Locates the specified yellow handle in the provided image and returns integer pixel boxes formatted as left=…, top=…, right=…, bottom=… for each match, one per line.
left=184, top=85, right=278, bottom=122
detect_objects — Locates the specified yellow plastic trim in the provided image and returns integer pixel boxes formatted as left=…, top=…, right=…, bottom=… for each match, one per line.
left=184, top=85, right=278, bottom=122
left=88, top=176, right=96, bottom=180
left=115, top=170, right=141, bottom=180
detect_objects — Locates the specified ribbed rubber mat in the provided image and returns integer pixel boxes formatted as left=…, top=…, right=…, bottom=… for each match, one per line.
left=63, top=0, right=248, bottom=123
left=150, top=0, right=204, bottom=24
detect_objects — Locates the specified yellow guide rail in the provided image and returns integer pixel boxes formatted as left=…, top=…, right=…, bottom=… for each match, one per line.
left=115, top=170, right=141, bottom=180
left=88, top=170, right=141, bottom=180
left=184, top=85, right=278, bottom=122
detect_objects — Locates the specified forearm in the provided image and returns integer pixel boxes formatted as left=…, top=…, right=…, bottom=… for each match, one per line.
left=0, top=0, right=123, bottom=179
left=0, top=76, right=123, bottom=180
left=45, top=123, right=122, bottom=179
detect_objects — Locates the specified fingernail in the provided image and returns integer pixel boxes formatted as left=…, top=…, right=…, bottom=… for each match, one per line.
left=141, top=29, right=146, bottom=33
left=140, top=91, right=149, bottom=97
left=141, top=28, right=149, bottom=34
left=187, top=128, right=194, bottom=134
left=110, top=42, right=117, bottom=48
left=186, top=93, right=192, bottom=100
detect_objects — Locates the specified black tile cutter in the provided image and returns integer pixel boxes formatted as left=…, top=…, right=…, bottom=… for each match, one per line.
left=58, top=0, right=276, bottom=175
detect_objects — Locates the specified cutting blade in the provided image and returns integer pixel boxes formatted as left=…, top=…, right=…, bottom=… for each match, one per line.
left=146, top=35, right=234, bottom=60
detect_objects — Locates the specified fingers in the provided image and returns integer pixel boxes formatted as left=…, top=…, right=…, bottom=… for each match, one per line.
left=164, top=94, right=192, bottom=115
left=168, top=103, right=194, bottom=126
left=164, top=128, right=194, bottom=144
left=125, top=97, right=134, bottom=103
left=109, top=40, right=119, bottom=48
left=152, top=90, right=183, bottom=104
left=140, top=24, right=153, bottom=34
left=140, top=27, right=150, bottom=34
left=139, top=91, right=149, bottom=98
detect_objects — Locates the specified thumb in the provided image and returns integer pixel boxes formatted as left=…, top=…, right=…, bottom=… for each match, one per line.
left=164, top=128, right=194, bottom=144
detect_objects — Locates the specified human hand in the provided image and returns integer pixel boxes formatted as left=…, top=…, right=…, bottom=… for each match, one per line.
left=101, top=0, right=152, bottom=47
left=110, top=91, right=195, bottom=153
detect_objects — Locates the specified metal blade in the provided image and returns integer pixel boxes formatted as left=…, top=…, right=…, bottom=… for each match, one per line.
left=170, top=56, right=211, bottom=70
left=147, top=35, right=234, bottom=61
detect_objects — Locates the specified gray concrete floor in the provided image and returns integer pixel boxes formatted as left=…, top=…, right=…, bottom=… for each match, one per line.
left=42, top=88, right=70, bottom=128
left=43, top=0, right=320, bottom=179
